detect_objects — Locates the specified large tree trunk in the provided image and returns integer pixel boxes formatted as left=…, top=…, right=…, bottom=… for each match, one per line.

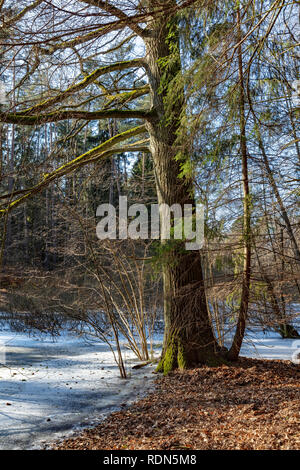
left=144, top=2, right=222, bottom=373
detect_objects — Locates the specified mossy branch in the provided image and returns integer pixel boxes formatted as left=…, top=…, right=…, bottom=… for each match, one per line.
left=103, top=85, right=150, bottom=109
left=3, top=0, right=43, bottom=27
left=0, top=108, right=156, bottom=125
left=0, top=125, right=149, bottom=214
left=14, top=59, right=144, bottom=116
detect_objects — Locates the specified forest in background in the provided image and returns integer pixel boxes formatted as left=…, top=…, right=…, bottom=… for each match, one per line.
left=0, top=0, right=299, bottom=376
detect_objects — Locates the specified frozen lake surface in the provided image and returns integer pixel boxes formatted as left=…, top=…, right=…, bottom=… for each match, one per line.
left=0, top=330, right=157, bottom=450
left=0, top=325, right=299, bottom=450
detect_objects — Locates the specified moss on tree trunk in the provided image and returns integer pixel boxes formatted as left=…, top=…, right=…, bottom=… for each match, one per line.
left=157, top=329, right=227, bottom=375
left=144, top=2, right=227, bottom=373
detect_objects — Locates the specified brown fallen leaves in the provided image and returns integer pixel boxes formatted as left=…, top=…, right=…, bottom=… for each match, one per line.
left=53, top=358, right=300, bottom=450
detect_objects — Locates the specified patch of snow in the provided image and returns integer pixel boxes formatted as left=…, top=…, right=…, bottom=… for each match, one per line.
left=0, top=329, right=159, bottom=450
left=240, top=328, right=300, bottom=361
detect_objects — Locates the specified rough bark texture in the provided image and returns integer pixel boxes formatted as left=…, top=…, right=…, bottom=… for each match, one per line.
left=144, top=2, right=222, bottom=373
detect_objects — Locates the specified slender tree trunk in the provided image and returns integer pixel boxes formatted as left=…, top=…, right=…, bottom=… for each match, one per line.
left=255, top=125, right=300, bottom=264
left=254, top=238, right=282, bottom=322
left=144, top=2, right=221, bottom=373
left=108, top=119, right=115, bottom=206
left=4, top=56, right=16, bottom=265
left=227, top=8, right=251, bottom=361
left=0, top=123, right=3, bottom=178
left=23, top=203, right=29, bottom=263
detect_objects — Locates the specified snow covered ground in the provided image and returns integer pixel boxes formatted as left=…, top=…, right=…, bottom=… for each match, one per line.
left=240, top=328, right=300, bottom=361
left=0, top=330, right=158, bottom=450
left=0, top=325, right=299, bottom=450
